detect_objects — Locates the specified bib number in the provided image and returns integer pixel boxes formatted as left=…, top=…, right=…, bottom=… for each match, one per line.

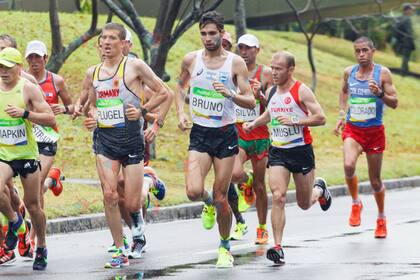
left=349, top=97, right=376, bottom=121
left=190, top=87, right=225, bottom=120
left=236, top=100, right=260, bottom=123
left=0, top=119, right=28, bottom=146
left=33, top=124, right=59, bottom=143
left=270, top=118, right=303, bottom=147
left=96, top=98, right=125, bottom=128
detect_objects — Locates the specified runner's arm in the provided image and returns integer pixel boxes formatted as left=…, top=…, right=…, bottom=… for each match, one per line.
left=231, top=56, right=255, bottom=109
left=244, top=110, right=270, bottom=132
left=297, top=85, right=326, bottom=127
left=379, top=68, right=398, bottom=109
left=175, top=53, right=194, bottom=131
left=23, top=81, right=56, bottom=126
left=339, top=68, right=351, bottom=115
left=54, top=75, right=74, bottom=114
left=135, top=59, right=169, bottom=114
left=73, top=67, right=95, bottom=118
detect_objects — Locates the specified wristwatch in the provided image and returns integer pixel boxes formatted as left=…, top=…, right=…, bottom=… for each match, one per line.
left=291, top=116, right=299, bottom=124
left=141, top=107, right=148, bottom=118
left=156, top=119, right=164, bottom=128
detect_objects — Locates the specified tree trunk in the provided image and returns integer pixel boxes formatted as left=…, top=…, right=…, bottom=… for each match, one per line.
left=47, top=0, right=100, bottom=73
left=234, top=0, right=247, bottom=39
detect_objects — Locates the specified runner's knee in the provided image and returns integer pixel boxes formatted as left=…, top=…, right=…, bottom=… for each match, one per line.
left=103, top=188, right=119, bottom=205
left=186, top=187, right=202, bottom=201
left=253, top=181, right=266, bottom=197
left=344, top=161, right=356, bottom=177
left=371, top=178, right=383, bottom=192
left=297, top=199, right=311, bottom=210
left=272, top=189, right=286, bottom=207
left=231, top=170, right=243, bottom=184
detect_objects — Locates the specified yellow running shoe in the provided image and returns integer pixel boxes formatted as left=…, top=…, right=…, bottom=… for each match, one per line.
left=237, top=185, right=251, bottom=213
left=201, top=204, right=216, bottom=230
left=230, top=222, right=248, bottom=240
left=255, top=227, right=269, bottom=245
left=216, top=247, right=234, bottom=268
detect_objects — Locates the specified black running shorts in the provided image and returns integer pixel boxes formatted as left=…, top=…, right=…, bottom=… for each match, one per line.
left=0, top=159, right=41, bottom=178
left=189, top=123, right=239, bottom=159
left=37, top=142, right=58, bottom=157
left=268, top=144, right=315, bottom=175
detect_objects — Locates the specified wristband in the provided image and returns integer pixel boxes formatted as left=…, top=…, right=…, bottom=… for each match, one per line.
left=227, top=90, right=236, bottom=100
left=378, top=91, right=385, bottom=99
left=64, top=106, right=69, bottom=114
left=22, top=110, right=30, bottom=119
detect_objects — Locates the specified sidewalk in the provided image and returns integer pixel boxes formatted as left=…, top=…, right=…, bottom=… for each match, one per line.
left=47, top=176, right=420, bottom=235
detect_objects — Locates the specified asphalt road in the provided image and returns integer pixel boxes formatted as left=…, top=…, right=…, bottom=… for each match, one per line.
left=1, top=187, right=419, bottom=280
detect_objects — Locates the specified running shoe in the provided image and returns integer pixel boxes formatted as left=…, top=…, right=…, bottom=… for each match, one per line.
left=104, top=249, right=129, bottom=269
left=144, top=166, right=166, bottom=201
left=266, top=244, right=285, bottom=264
left=108, top=236, right=129, bottom=253
left=5, top=213, right=23, bottom=250
left=201, top=204, right=216, bottom=230
left=255, top=227, right=269, bottom=245
left=48, top=167, right=64, bottom=196
left=237, top=185, right=251, bottom=213
left=230, top=222, right=248, bottom=240
left=18, top=220, right=33, bottom=258
left=128, top=236, right=146, bottom=259
left=216, top=247, right=234, bottom=268
left=374, top=217, right=387, bottom=238
left=314, top=177, right=332, bottom=211
left=0, top=247, right=16, bottom=266
left=33, top=247, right=48, bottom=270
left=242, top=171, right=255, bottom=205
left=349, top=201, right=363, bottom=227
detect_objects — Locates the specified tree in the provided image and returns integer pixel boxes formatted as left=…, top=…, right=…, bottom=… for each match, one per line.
left=286, top=0, right=323, bottom=92
left=101, top=0, right=223, bottom=80
left=234, top=0, right=247, bottom=40
left=47, top=0, right=101, bottom=73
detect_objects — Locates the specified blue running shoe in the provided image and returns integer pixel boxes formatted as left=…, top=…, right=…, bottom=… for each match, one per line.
left=144, top=166, right=166, bottom=200
left=5, top=213, right=23, bottom=250
left=33, top=247, right=48, bottom=270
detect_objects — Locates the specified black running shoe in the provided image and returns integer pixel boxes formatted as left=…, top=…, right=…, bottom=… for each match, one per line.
left=266, top=245, right=285, bottom=264
left=5, top=213, right=23, bottom=250
left=315, top=177, right=332, bottom=211
left=33, top=247, right=48, bottom=271
left=129, top=235, right=146, bottom=259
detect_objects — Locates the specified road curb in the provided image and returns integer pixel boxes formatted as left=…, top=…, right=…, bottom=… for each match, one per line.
left=47, top=176, right=420, bottom=235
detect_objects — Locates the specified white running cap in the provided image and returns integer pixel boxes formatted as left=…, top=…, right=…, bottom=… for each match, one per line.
left=237, top=34, right=259, bottom=48
left=125, top=28, right=132, bottom=43
left=25, top=40, right=48, bottom=58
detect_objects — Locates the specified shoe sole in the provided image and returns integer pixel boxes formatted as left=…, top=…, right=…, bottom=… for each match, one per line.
left=0, top=258, right=16, bottom=266
left=375, top=234, right=387, bottom=239
left=266, top=248, right=285, bottom=264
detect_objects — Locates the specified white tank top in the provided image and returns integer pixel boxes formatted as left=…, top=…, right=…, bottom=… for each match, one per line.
left=267, top=81, right=312, bottom=149
left=189, top=50, right=236, bottom=128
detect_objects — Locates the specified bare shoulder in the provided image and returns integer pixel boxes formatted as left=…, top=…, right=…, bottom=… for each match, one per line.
left=182, top=51, right=198, bottom=67
left=22, top=78, right=39, bottom=95
left=21, top=71, right=37, bottom=84
left=232, top=53, right=247, bottom=71
left=298, top=82, right=315, bottom=99
left=343, top=65, right=353, bottom=77
left=380, top=66, right=392, bottom=79
left=51, top=72, right=65, bottom=84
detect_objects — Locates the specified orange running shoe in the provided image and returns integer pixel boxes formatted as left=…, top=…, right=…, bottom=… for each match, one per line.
left=255, top=227, right=269, bottom=245
left=349, top=201, right=363, bottom=227
left=241, top=171, right=255, bottom=205
left=48, top=167, right=64, bottom=196
left=374, top=217, right=387, bottom=238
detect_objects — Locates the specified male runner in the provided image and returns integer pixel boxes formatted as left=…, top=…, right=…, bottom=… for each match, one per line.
left=0, top=34, right=38, bottom=264
left=25, top=40, right=73, bottom=201
left=334, top=36, right=398, bottom=238
left=230, top=34, right=272, bottom=243
left=0, top=47, right=56, bottom=270
left=83, top=22, right=169, bottom=268
left=244, top=51, right=332, bottom=264
left=176, top=11, right=255, bottom=267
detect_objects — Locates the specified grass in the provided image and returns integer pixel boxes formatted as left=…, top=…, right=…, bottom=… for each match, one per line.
left=1, top=11, right=419, bottom=219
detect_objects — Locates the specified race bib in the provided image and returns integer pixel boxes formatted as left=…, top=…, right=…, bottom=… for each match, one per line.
left=96, top=98, right=125, bottom=128
left=190, top=87, right=224, bottom=120
left=33, top=124, right=60, bottom=143
left=0, top=119, right=28, bottom=146
left=236, top=100, right=260, bottom=123
left=270, top=118, right=303, bottom=147
left=349, top=97, right=376, bottom=121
